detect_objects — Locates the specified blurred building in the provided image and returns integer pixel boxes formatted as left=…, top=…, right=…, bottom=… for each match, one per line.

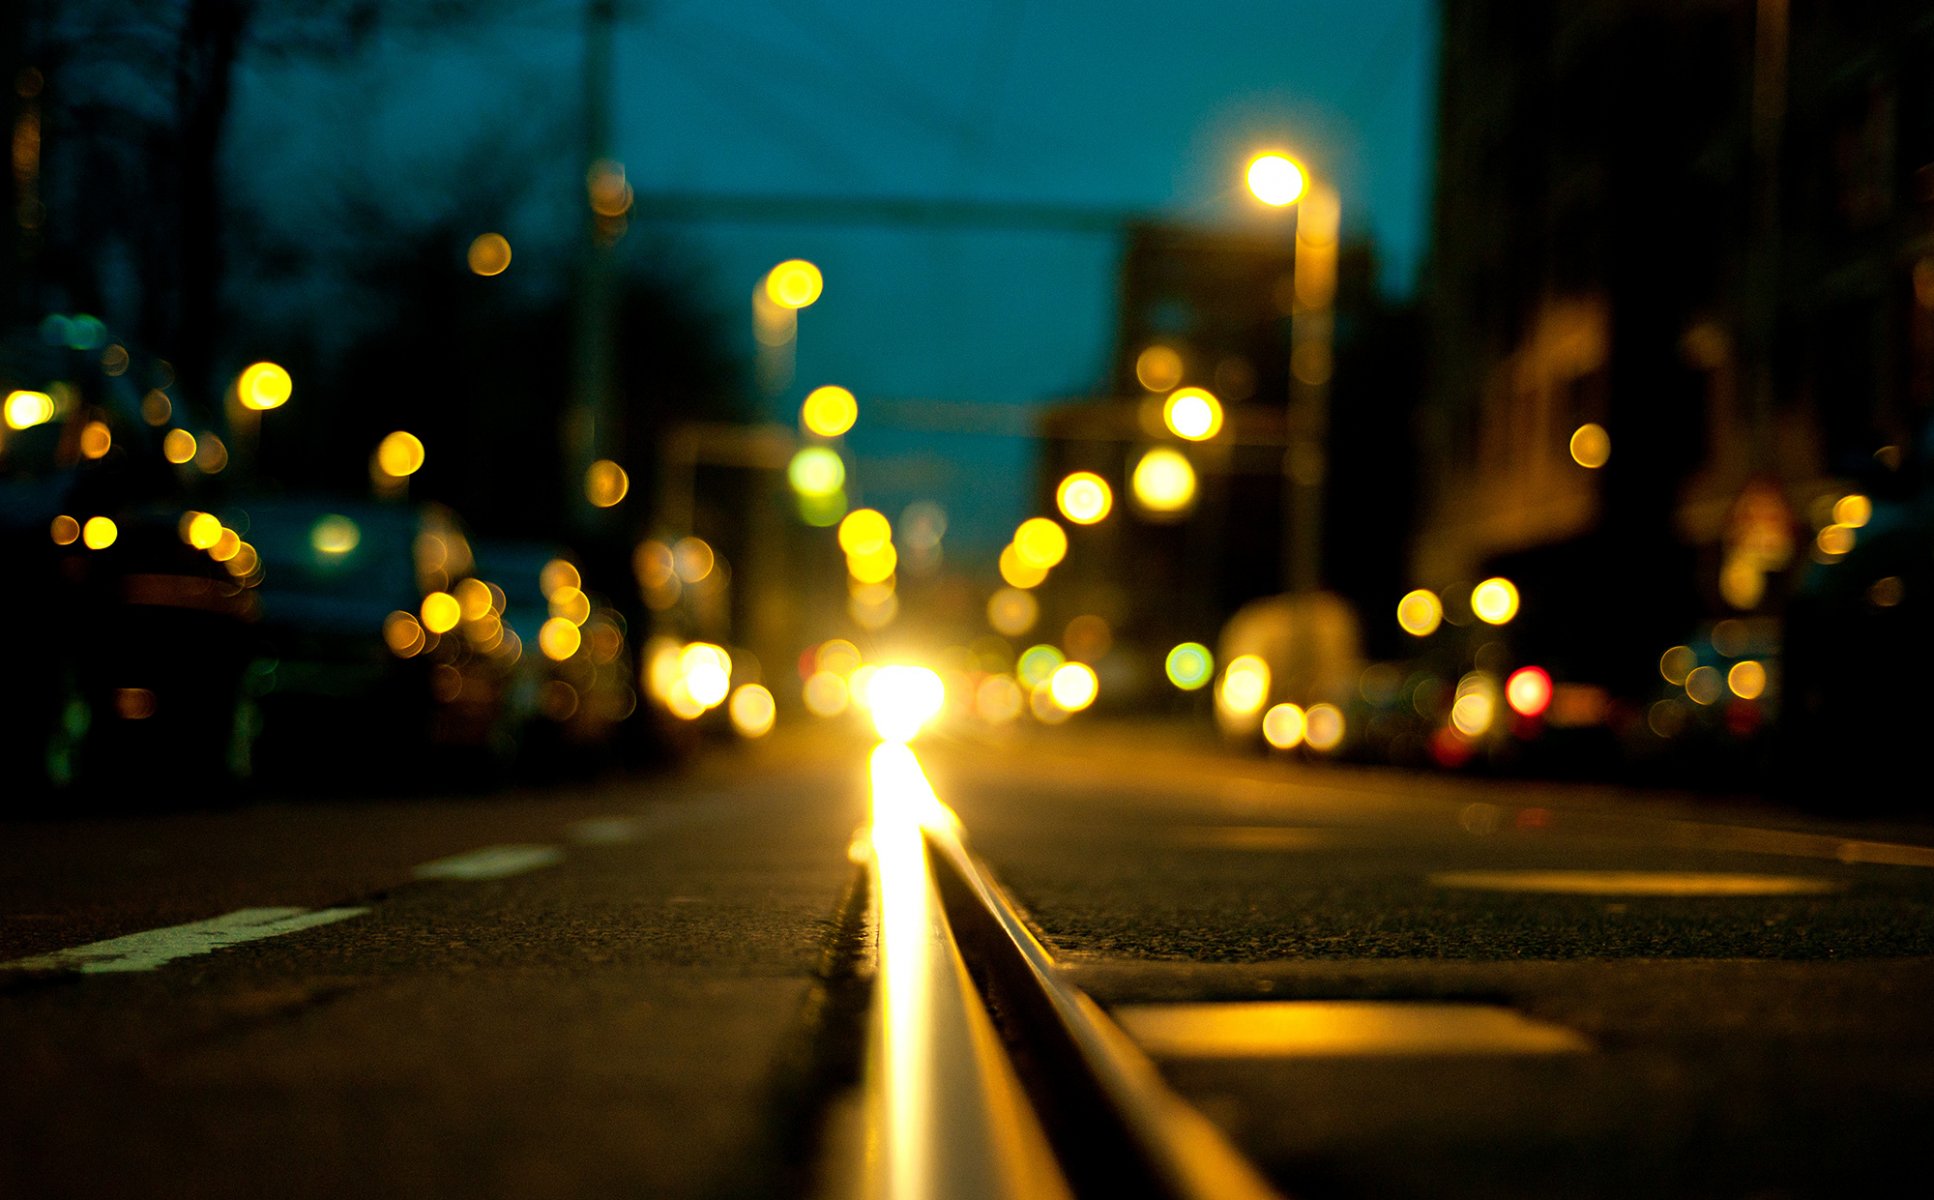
left=1033, top=221, right=1421, bottom=697
left=1419, top=0, right=1934, bottom=695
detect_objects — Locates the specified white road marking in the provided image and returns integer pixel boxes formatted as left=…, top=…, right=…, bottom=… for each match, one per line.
left=0, top=907, right=369, bottom=975
left=1429, top=869, right=1842, bottom=896
left=413, top=843, right=564, bottom=881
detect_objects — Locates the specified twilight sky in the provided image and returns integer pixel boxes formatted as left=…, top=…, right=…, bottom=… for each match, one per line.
left=231, top=0, right=1438, bottom=553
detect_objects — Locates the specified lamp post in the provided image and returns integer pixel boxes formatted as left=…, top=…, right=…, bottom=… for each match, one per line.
left=1246, top=152, right=1339, bottom=595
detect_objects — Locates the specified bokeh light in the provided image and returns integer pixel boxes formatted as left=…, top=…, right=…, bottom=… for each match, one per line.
left=162, top=428, right=197, bottom=464
left=1569, top=422, right=1611, bottom=468
left=1396, top=589, right=1443, bottom=637
left=1132, top=447, right=1196, bottom=515
left=311, top=514, right=360, bottom=555
left=868, top=665, right=945, bottom=742
left=729, top=684, right=777, bottom=738
left=986, top=587, right=1039, bottom=637
left=998, top=543, right=1048, bottom=589
left=421, top=591, right=462, bottom=634
left=1219, top=654, right=1271, bottom=716
left=1471, top=577, right=1520, bottom=625
left=49, top=514, right=79, bottom=545
left=765, top=259, right=824, bottom=309
left=1505, top=666, right=1553, bottom=718
left=81, top=516, right=117, bottom=550
left=788, top=446, right=846, bottom=497
left=1016, top=644, right=1065, bottom=689
left=1728, top=660, right=1767, bottom=700
left=236, top=361, right=292, bottom=411
left=1162, top=387, right=1224, bottom=441
left=1135, top=345, right=1184, bottom=392
left=467, top=232, right=512, bottom=276
left=79, top=420, right=111, bottom=459
left=377, top=431, right=426, bottom=477
left=802, top=385, right=859, bottom=437
left=1012, top=517, right=1068, bottom=570
left=838, top=508, right=892, bottom=557
left=1262, top=703, right=1306, bottom=749
left=1056, top=471, right=1114, bottom=525
left=1165, top=643, right=1214, bottom=690
left=585, top=459, right=629, bottom=507
left=1304, top=703, right=1345, bottom=751
left=1047, top=662, right=1099, bottom=712
left=5, top=390, right=53, bottom=429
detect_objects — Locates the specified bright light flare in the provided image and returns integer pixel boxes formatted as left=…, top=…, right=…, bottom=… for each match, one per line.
left=81, top=516, right=117, bottom=550
left=788, top=446, right=846, bottom=497
left=680, top=642, right=732, bottom=709
left=585, top=459, right=629, bottom=507
left=867, top=665, right=946, bottom=742
left=421, top=591, right=462, bottom=634
left=838, top=508, right=892, bottom=557
left=1165, top=643, right=1214, bottom=690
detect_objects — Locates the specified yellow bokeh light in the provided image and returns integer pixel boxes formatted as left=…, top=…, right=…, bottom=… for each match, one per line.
left=467, top=232, right=512, bottom=276
left=1728, top=659, right=1767, bottom=701
left=1816, top=524, right=1854, bottom=556
left=184, top=511, right=222, bottom=550
left=1262, top=702, right=1306, bottom=749
left=1132, top=447, right=1197, bottom=515
left=1056, top=471, right=1114, bottom=525
left=729, top=683, right=777, bottom=738
left=209, top=528, right=241, bottom=563
left=1832, top=494, right=1872, bottom=529
left=383, top=611, right=426, bottom=658
left=1246, top=153, right=1307, bottom=207
left=162, top=428, right=197, bottom=464
left=5, top=389, right=54, bottom=429
left=79, top=420, right=111, bottom=459
left=838, top=508, right=892, bottom=557
left=1013, top=517, right=1068, bottom=570
left=680, top=642, right=732, bottom=709
left=1471, top=577, right=1520, bottom=625
left=1451, top=691, right=1495, bottom=737
left=455, top=577, right=493, bottom=621
left=1569, top=422, right=1611, bottom=468
left=848, top=541, right=898, bottom=585
left=1165, top=642, right=1214, bottom=690
left=237, top=361, right=292, bottom=411
left=765, top=259, right=824, bottom=309
left=50, top=514, right=80, bottom=545
left=1163, top=387, right=1224, bottom=441
left=550, top=585, right=592, bottom=626
left=1660, top=646, right=1696, bottom=686
left=1219, top=654, right=1271, bottom=716
left=998, top=543, right=1048, bottom=589
left=81, top=516, right=117, bottom=550
left=377, top=430, right=426, bottom=478
left=1135, top=345, right=1184, bottom=392
left=542, top=558, right=582, bottom=599
left=986, top=587, right=1039, bottom=637
left=585, top=458, right=629, bottom=507
left=421, top=591, right=462, bottom=634
left=801, top=385, right=859, bottom=437
left=195, top=433, right=228, bottom=474
left=1396, top=589, right=1443, bottom=637
left=975, top=674, right=1025, bottom=724
left=672, top=537, right=714, bottom=584
left=539, top=616, right=582, bottom=661
left=1685, top=665, right=1723, bottom=706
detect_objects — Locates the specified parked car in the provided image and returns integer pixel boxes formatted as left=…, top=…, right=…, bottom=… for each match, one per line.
left=230, top=496, right=518, bottom=782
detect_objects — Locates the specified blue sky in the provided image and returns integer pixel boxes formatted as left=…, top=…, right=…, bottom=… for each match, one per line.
left=234, top=0, right=1437, bottom=553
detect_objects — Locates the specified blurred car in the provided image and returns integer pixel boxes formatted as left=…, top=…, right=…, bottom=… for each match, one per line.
left=475, top=539, right=638, bottom=774
left=230, top=496, right=519, bottom=779
left=1212, top=591, right=1365, bottom=753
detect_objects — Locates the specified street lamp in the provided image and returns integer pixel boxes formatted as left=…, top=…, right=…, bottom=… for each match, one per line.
left=1246, top=150, right=1339, bottom=595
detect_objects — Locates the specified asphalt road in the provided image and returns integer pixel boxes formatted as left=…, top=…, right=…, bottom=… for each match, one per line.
left=921, top=722, right=1934, bottom=1200
left=6, top=719, right=1934, bottom=1199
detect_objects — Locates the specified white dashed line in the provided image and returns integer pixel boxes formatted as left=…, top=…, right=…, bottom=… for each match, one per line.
left=0, top=906, right=369, bottom=974
left=412, top=844, right=564, bottom=881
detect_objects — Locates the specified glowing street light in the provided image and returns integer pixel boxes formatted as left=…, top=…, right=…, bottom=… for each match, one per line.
left=1056, top=471, right=1114, bottom=525
left=765, top=259, right=823, bottom=309
left=801, top=385, right=858, bottom=437
left=236, top=362, right=292, bottom=411
left=1246, top=153, right=1307, bottom=207
left=1244, top=147, right=1337, bottom=593
left=1162, top=387, right=1224, bottom=441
